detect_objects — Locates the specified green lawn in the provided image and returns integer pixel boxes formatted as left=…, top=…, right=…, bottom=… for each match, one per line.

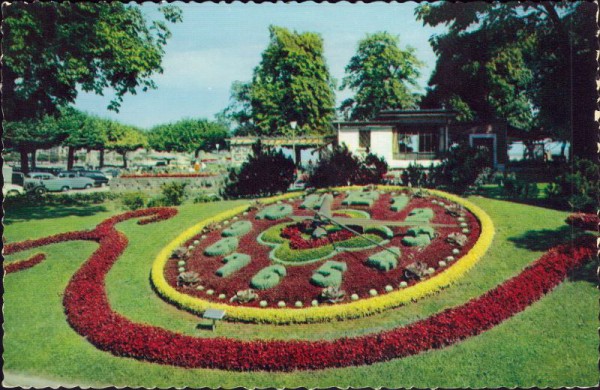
left=3, top=196, right=597, bottom=387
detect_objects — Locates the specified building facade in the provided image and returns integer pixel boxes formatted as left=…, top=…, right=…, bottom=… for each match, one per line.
left=336, top=109, right=508, bottom=170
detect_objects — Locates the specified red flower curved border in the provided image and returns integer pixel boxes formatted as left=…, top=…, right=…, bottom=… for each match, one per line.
left=5, top=208, right=593, bottom=371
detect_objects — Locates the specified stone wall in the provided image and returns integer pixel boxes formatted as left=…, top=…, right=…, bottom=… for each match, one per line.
left=109, top=175, right=226, bottom=194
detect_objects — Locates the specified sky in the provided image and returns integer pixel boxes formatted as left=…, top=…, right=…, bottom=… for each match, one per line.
left=74, top=2, right=448, bottom=130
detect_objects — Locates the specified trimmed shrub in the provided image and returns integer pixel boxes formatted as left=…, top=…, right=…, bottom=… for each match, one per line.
left=300, top=194, right=322, bottom=209
left=405, top=208, right=434, bottom=222
left=121, top=192, right=147, bottom=210
left=204, top=237, right=239, bottom=256
left=193, top=193, right=221, bottom=203
left=406, top=226, right=436, bottom=240
left=390, top=195, right=409, bottom=212
left=256, top=204, right=293, bottom=220
left=216, top=253, right=251, bottom=277
left=250, top=265, right=287, bottom=290
left=341, top=191, right=379, bottom=206
left=366, top=247, right=400, bottom=271
left=222, top=221, right=252, bottom=237
left=310, top=261, right=347, bottom=287
left=402, top=235, right=431, bottom=247
left=364, top=225, right=394, bottom=239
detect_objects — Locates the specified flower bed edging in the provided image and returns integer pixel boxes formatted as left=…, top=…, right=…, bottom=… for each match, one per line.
left=150, top=187, right=495, bottom=324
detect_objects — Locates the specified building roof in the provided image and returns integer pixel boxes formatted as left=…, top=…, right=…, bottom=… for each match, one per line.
left=228, top=136, right=335, bottom=147
left=335, top=109, right=459, bottom=126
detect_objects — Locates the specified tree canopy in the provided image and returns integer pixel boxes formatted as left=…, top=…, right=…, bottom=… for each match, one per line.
left=105, top=122, right=148, bottom=168
left=417, top=2, right=597, bottom=159
left=222, top=26, right=336, bottom=136
left=148, top=119, right=230, bottom=158
left=2, top=2, right=182, bottom=121
left=340, top=32, right=424, bottom=120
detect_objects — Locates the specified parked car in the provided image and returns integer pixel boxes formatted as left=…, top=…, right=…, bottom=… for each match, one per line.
left=31, top=166, right=65, bottom=176
left=289, top=179, right=307, bottom=191
left=100, top=167, right=121, bottom=178
left=79, top=171, right=110, bottom=186
left=26, top=172, right=95, bottom=192
left=3, top=183, right=25, bottom=197
left=61, top=170, right=109, bottom=186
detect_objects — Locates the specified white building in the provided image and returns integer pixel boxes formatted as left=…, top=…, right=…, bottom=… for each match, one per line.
left=336, top=109, right=509, bottom=170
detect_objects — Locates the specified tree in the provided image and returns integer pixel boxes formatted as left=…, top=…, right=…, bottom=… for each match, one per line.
left=4, top=116, right=68, bottom=173
left=2, top=2, right=182, bottom=121
left=148, top=119, right=229, bottom=158
left=307, top=145, right=388, bottom=188
left=61, top=108, right=108, bottom=170
left=416, top=2, right=597, bottom=160
left=340, top=32, right=424, bottom=120
left=106, top=122, right=148, bottom=168
left=222, top=142, right=296, bottom=198
left=222, top=26, right=336, bottom=136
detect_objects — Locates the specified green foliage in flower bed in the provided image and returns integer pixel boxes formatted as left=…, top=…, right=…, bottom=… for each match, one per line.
left=310, top=260, right=347, bottom=287
left=300, top=194, right=322, bottom=209
left=250, top=265, right=287, bottom=290
left=334, top=209, right=371, bottom=218
left=364, top=225, right=394, bottom=238
left=366, top=247, right=401, bottom=271
left=341, top=191, right=380, bottom=206
left=216, top=253, right=251, bottom=277
left=222, top=221, right=252, bottom=237
left=204, top=237, right=239, bottom=256
left=256, top=204, right=293, bottom=220
left=390, top=195, right=410, bottom=212
left=405, top=208, right=434, bottom=222
left=259, top=223, right=289, bottom=245
left=406, top=226, right=436, bottom=240
left=402, top=228, right=432, bottom=247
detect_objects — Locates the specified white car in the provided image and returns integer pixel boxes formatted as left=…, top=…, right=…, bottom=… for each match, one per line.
left=3, top=183, right=25, bottom=197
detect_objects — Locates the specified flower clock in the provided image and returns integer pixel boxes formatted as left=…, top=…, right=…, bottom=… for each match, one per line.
left=153, top=187, right=492, bottom=323
left=4, top=186, right=593, bottom=372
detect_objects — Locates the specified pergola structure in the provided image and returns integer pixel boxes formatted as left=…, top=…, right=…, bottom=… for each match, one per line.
left=227, top=136, right=336, bottom=166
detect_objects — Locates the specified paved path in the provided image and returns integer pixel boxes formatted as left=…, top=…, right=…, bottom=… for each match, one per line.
left=2, top=371, right=102, bottom=389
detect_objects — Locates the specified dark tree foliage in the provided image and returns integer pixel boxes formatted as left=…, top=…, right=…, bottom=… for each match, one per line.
left=308, top=145, right=388, bottom=188
left=546, top=158, right=599, bottom=213
left=222, top=142, right=296, bottom=198
left=429, top=144, right=492, bottom=194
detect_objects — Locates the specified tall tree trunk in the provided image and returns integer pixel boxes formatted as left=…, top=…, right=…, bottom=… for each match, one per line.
left=121, top=152, right=128, bottom=168
left=30, top=150, right=36, bottom=170
left=67, top=146, right=75, bottom=170
left=99, top=149, right=105, bottom=168
left=20, top=148, right=30, bottom=175
left=195, top=148, right=201, bottom=159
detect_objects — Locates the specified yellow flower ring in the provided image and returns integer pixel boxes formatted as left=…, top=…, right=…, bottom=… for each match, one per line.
left=150, top=186, right=495, bottom=324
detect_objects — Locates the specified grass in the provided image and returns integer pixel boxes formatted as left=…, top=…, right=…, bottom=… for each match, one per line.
left=3, top=196, right=597, bottom=387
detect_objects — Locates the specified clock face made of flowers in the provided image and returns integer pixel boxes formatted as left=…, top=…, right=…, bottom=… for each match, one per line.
left=161, top=189, right=482, bottom=311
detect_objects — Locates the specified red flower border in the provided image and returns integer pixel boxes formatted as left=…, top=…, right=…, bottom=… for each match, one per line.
left=5, top=207, right=592, bottom=371
left=120, top=173, right=217, bottom=179
left=566, top=213, right=598, bottom=231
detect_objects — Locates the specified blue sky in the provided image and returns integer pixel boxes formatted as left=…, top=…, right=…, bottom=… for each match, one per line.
left=74, top=2, right=448, bottom=129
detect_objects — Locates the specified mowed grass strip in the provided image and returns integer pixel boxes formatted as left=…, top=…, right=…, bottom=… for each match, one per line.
left=3, top=197, right=597, bottom=388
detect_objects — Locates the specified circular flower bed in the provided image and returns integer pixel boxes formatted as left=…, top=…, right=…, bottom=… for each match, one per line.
left=152, top=186, right=495, bottom=324
left=4, top=203, right=592, bottom=371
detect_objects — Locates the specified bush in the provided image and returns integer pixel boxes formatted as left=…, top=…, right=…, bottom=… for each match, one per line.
left=193, top=193, right=221, bottom=203
left=223, top=141, right=295, bottom=199
left=121, top=192, right=147, bottom=210
left=255, top=204, right=293, bottom=220
left=430, top=144, right=492, bottom=194
left=545, top=157, right=598, bottom=212
left=160, top=182, right=188, bottom=206
left=308, top=145, right=388, bottom=188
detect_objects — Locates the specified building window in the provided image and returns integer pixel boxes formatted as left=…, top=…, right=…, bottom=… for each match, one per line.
left=397, top=133, right=418, bottom=153
left=359, top=130, right=371, bottom=149
left=419, top=132, right=439, bottom=153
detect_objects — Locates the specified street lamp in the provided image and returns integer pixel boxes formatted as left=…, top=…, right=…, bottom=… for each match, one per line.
left=290, top=121, right=297, bottom=165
